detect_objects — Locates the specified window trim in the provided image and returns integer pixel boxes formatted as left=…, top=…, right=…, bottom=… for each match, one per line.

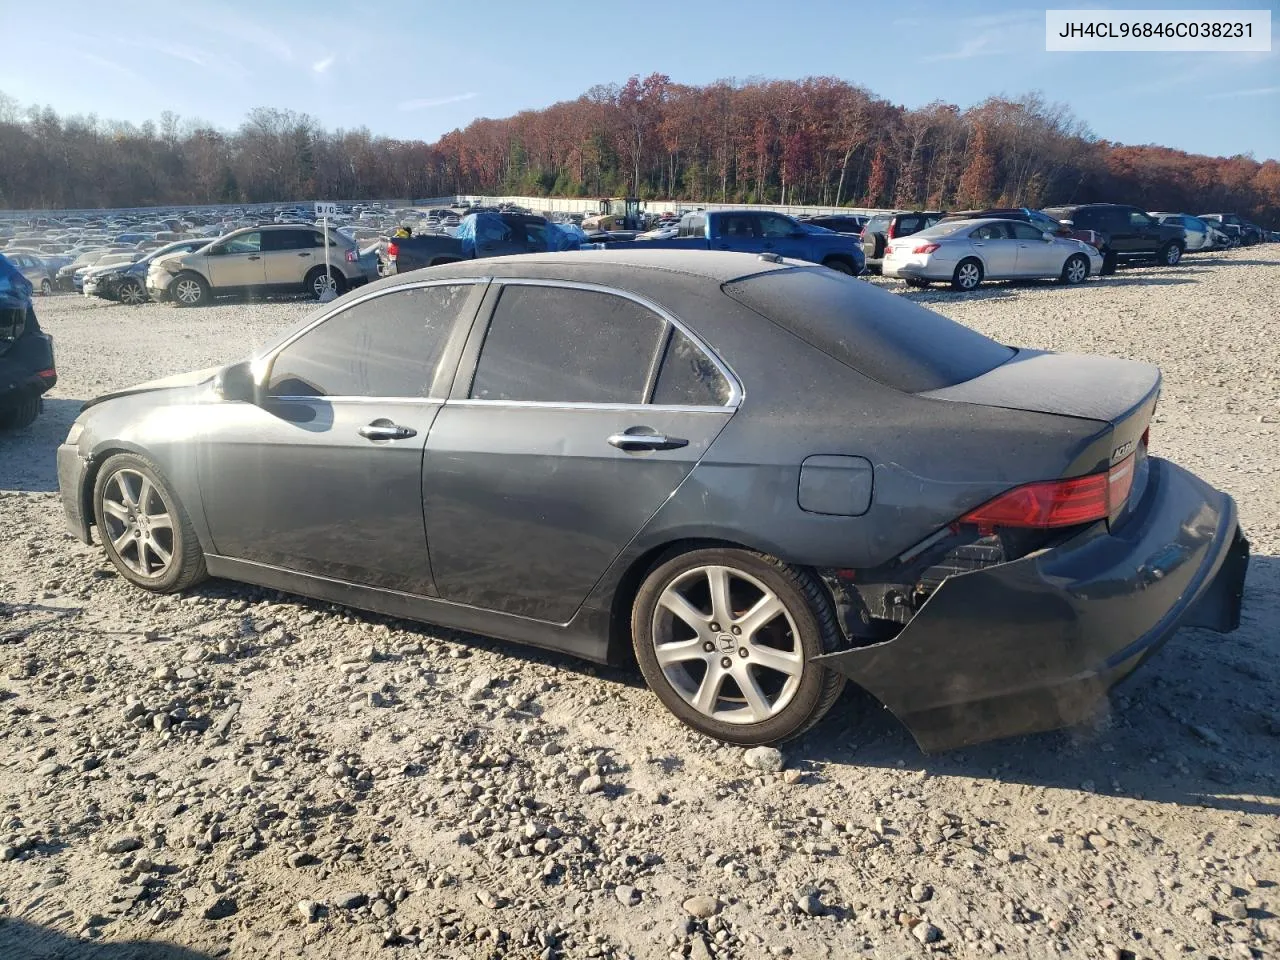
left=260, top=277, right=490, bottom=402
left=456, top=278, right=742, bottom=411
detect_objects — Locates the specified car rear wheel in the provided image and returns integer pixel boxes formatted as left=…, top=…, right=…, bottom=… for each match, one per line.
left=0, top=395, right=40, bottom=431
left=93, top=453, right=207, bottom=593
left=904, top=278, right=930, bottom=288
left=951, top=258, right=983, bottom=291
left=1060, top=254, right=1090, bottom=285
left=39, top=279, right=52, bottom=296
left=306, top=267, right=346, bottom=300
left=632, top=548, right=846, bottom=745
left=170, top=273, right=209, bottom=308
left=118, top=279, right=146, bottom=305
left=1159, top=241, right=1183, bottom=266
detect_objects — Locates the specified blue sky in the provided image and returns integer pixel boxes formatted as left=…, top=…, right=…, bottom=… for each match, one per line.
left=2, top=0, right=1277, bottom=159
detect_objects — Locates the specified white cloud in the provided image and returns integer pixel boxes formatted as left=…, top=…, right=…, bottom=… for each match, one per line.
left=396, top=92, right=478, bottom=111
left=1203, top=85, right=1280, bottom=101
left=312, top=55, right=335, bottom=74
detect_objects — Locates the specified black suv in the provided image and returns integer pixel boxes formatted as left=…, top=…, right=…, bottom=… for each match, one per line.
left=1041, top=203, right=1185, bottom=272
left=0, top=255, right=56, bottom=430
left=803, top=214, right=868, bottom=234
left=860, top=211, right=946, bottom=272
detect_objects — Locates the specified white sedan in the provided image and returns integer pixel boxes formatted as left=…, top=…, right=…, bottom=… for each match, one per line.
left=883, top=218, right=1104, bottom=291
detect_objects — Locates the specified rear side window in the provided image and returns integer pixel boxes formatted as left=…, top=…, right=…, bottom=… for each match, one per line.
left=652, top=328, right=731, bottom=406
left=268, top=284, right=474, bottom=398
left=1072, top=209, right=1101, bottom=230
left=1008, top=222, right=1045, bottom=241
left=677, top=215, right=705, bottom=238
left=470, top=285, right=665, bottom=404
left=723, top=267, right=1014, bottom=393
left=896, top=216, right=923, bottom=234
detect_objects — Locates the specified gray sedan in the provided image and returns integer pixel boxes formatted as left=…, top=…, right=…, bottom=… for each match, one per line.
left=56, top=251, right=1246, bottom=751
left=882, top=218, right=1103, bottom=290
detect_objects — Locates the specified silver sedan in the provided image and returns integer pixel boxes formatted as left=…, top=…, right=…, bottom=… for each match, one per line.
left=882, top=218, right=1104, bottom=291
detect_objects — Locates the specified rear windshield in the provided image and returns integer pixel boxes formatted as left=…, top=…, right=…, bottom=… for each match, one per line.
left=722, top=267, right=1014, bottom=393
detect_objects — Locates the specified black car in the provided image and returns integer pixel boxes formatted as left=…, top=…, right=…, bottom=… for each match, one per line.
left=1199, top=213, right=1248, bottom=246
left=1042, top=203, right=1186, bottom=272
left=803, top=215, right=868, bottom=235
left=860, top=211, right=946, bottom=273
left=56, top=250, right=1247, bottom=751
left=0, top=254, right=56, bottom=430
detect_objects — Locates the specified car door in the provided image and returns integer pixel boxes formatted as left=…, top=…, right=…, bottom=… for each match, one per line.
left=757, top=213, right=808, bottom=258
left=422, top=280, right=738, bottom=622
left=262, top=228, right=315, bottom=287
left=204, top=231, right=266, bottom=289
left=968, top=222, right=1018, bottom=277
left=196, top=280, right=486, bottom=595
left=713, top=214, right=765, bottom=253
left=1008, top=221, right=1058, bottom=276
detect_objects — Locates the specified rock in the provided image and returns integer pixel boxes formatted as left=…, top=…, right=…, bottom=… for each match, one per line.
left=101, top=835, right=144, bottom=855
left=334, top=891, right=367, bottom=910
left=1191, top=906, right=1215, bottom=925
left=782, top=769, right=805, bottom=784
left=153, top=666, right=176, bottom=681
left=911, top=883, right=933, bottom=903
left=912, top=922, right=942, bottom=944
left=297, top=900, right=319, bottom=922
left=1102, top=946, right=1123, bottom=960
left=1, top=845, right=16, bottom=862
left=476, top=889, right=503, bottom=909
left=370, top=898, right=393, bottom=919
left=797, top=892, right=823, bottom=916
left=1225, top=899, right=1248, bottom=920
left=287, top=851, right=318, bottom=868
left=182, top=645, right=203, bottom=664
left=689, top=934, right=714, bottom=960
left=201, top=896, right=238, bottom=920
left=1190, top=724, right=1224, bottom=747
left=151, top=713, right=171, bottom=733
left=541, top=742, right=562, bottom=757
left=683, top=895, right=719, bottom=919
left=579, top=774, right=604, bottom=795
left=176, top=667, right=198, bottom=681
left=35, top=760, right=63, bottom=777
left=615, top=885, right=641, bottom=907
left=744, top=746, right=784, bottom=773
left=464, top=675, right=493, bottom=701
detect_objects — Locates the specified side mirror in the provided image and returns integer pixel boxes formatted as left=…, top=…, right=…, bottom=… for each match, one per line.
left=1043, top=231, right=1056, bottom=242
left=214, top=360, right=259, bottom=404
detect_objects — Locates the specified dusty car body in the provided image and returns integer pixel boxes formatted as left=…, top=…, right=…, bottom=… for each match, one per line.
left=57, top=251, right=1248, bottom=750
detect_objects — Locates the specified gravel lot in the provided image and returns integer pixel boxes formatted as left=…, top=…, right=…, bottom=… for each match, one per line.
left=1, top=249, right=1278, bottom=960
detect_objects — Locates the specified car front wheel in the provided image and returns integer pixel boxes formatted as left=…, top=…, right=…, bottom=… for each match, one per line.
left=1159, top=241, right=1183, bottom=266
left=170, top=273, right=209, bottom=307
left=632, top=548, right=846, bottom=745
left=92, top=453, right=207, bottom=592
left=118, top=279, right=147, bottom=305
left=1060, top=253, right=1090, bottom=285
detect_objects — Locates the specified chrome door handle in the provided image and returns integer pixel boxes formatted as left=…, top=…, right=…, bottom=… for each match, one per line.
left=298, top=252, right=311, bottom=257
left=359, top=421, right=416, bottom=441
left=247, top=255, right=261, bottom=260
left=608, top=431, right=688, bottom=452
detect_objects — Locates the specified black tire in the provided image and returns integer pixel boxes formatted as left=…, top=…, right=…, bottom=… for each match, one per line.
left=1059, top=253, right=1090, bottom=285
left=904, top=278, right=930, bottom=288
left=632, top=547, right=846, bottom=746
left=1158, top=241, right=1183, bottom=266
left=39, top=279, right=52, bottom=296
left=170, top=272, right=210, bottom=308
left=951, top=258, right=983, bottom=291
left=1100, top=250, right=1118, bottom=275
left=306, top=266, right=347, bottom=300
left=118, top=278, right=147, bottom=305
left=822, top=257, right=856, bottom=276
left=92, top=452, right=207, bottom=593
left=0, top=395, right=40, bottom=431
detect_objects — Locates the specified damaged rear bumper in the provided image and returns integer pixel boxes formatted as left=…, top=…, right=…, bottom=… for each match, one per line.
left=815, top=457, right=1249, bottom=752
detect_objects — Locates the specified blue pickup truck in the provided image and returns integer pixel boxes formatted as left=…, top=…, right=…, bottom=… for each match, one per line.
left=613, top=210, right=865, bottom=274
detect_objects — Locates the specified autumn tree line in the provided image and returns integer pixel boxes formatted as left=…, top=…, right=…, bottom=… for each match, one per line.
left=1, top=78, right=1277, bottom=224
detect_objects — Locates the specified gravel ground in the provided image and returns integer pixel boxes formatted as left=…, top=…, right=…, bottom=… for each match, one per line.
left=1, top=249, right=1278, bottom=960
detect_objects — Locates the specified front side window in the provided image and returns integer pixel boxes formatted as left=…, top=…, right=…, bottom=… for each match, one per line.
left=267, top=284, right=473, bottom=398
left=1128, top=210, right=1154, bottom=228
left=223, top=232, right=261, bottom=254
left=758, top=214, right=797, bottom=238
left=720, top=215, right=758, bottom=239
left=470, top=285, right=665, bottom=404
left=1009, top=222, right=1046, bottom=241
left=970, top=223, right=1008, bottom=241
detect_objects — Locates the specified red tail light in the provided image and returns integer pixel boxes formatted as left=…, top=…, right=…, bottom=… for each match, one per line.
left=386, top=242, right=399, bottom=261
left=912, top=242, right=940, bottom=254
left=345, top=249, right=357, bottom=263
left=887, top=222, right=897, bottom=240
left=960, top=452, right=1138, bottom=533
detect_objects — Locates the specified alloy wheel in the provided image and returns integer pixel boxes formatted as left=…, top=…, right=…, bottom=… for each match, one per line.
left=119, top=281, right=146, bottom=305
left=100, top=469, right=174, bottom=579
left=651, top=564, right=803, bottom=724
left=1067, top=257, right=1088, bottom=283
left=957, top=263, right=981, bottom=289
left=174, top=278, right=202, bottom=305
left=313, top=272, right=337, bottom=298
